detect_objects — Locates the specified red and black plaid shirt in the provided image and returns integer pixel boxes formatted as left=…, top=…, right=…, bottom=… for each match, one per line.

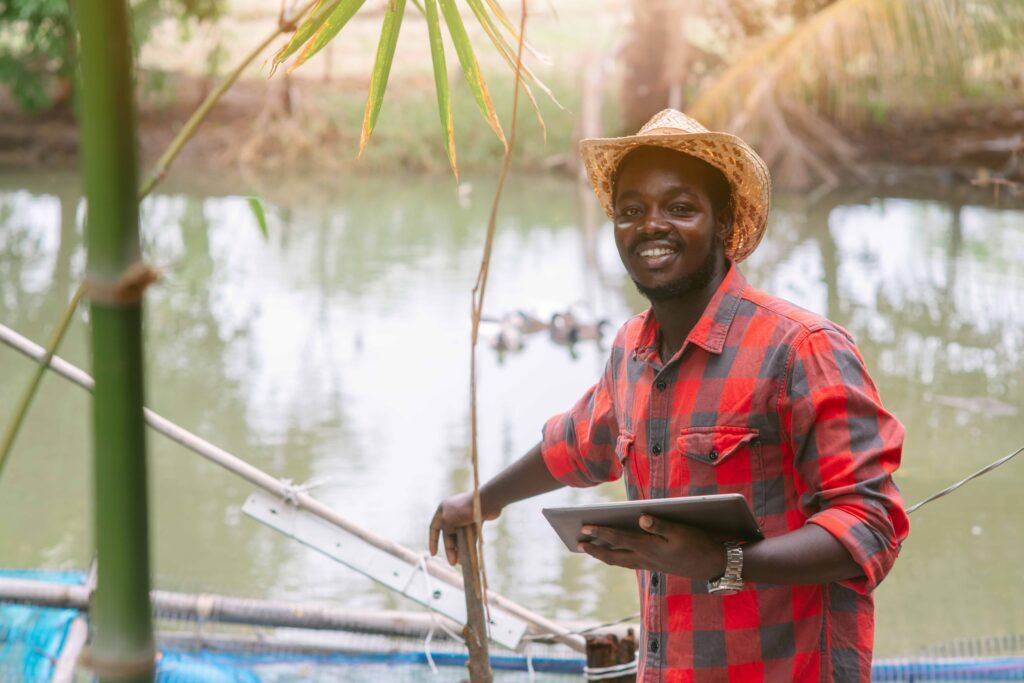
left=542, top=263, right=908, bottom=682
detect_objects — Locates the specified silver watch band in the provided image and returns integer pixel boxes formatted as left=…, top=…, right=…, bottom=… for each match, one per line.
left=707, top=541, right=744, bottom=594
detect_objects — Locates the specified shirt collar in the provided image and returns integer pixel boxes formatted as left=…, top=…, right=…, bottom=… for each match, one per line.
left=633, top=262, right=748, bottom=360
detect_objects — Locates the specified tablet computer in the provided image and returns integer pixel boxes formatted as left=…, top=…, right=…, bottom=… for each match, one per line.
left=542, top=494, right=763, bottom=553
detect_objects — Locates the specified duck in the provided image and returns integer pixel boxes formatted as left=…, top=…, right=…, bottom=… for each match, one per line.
left=549, top=304, right=610, bottom=345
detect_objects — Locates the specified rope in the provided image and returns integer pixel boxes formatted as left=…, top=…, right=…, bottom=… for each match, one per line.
left=417, top=553, right=464, bottom=675
left=522, top=613, right=642, bottom=642
left=907, top=445, right=1024, bottom=515
left=82, top=261, right=160, bottom=306
left=278, top=475, right=333, bottom=505
left=583, top=659, right=639, bottom=681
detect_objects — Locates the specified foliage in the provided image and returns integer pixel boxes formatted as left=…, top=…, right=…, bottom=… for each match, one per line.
left=272, top=0, right=555, bottom=176
left=0, top=0, right=225, bottom=112
left=0, top=0, right=74, bottom=111
left=687, top=0, right=1024, bottom=188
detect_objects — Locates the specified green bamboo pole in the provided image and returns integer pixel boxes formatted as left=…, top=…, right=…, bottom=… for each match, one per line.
left=72, top=1, right=155, bottom=681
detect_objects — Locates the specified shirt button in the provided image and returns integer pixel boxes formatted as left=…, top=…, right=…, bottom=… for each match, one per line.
left=648, top=637, right=659, bottom=654
left=651, top=574, right=660, bottom=589
left=655, top=379, right=667, bottom=391
left=708, top=448, right=718, bottom=462
left=652, top=442, right=662, bottom=455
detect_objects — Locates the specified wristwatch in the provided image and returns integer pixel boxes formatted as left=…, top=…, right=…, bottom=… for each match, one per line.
left=707, top=541, right=744, bottom=595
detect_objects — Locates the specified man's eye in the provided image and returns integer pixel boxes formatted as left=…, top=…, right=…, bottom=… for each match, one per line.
left=619, top=206, right=641, bottom=218
left=669, top=204, right=695, bottom=215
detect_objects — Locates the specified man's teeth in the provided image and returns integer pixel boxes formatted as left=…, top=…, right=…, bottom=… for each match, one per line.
left=640, top=247, right=675, bottom=257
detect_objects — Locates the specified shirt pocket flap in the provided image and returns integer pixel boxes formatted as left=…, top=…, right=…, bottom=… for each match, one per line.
left=678, top=426, right=759, bottom=466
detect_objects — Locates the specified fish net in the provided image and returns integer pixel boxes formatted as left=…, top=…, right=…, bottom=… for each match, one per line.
left=3, top=569, right=1024, bottom=682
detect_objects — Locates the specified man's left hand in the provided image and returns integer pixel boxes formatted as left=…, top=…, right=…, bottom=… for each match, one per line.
left=578, top=515, right=727, bottom=580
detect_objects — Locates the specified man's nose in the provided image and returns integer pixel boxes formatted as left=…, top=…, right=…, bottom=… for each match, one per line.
left=638, top=212, right=671, bottom=235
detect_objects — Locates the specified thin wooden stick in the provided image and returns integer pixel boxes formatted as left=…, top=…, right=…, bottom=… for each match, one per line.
left=465, top=0, right=529, bottom=647
left=458, top=525, right=494, bottom=682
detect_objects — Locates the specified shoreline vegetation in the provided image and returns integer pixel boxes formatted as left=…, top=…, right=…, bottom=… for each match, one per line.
left=1, top=0, right=1022, bottom=203
left=3, top=71, right=1022, bottom=201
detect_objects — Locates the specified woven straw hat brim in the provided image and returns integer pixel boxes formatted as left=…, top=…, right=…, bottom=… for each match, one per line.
left=580, top=130, right=771, bottom=263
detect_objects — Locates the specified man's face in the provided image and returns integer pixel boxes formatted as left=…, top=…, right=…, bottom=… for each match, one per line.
left=612, top=147, right=728, bottom=303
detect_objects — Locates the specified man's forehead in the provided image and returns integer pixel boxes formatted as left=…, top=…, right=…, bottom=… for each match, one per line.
left=614, top=147, right=714, bottom=194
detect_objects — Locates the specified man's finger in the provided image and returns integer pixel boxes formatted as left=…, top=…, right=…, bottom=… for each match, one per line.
left=578, top=541, right=636, bottom=568
left=443, top=530, right=458, bottom=566
left=428, top=509, right=442, bottom=556
left=581, top=525, right=644, bottom=550
left=639, top=514, right=670, bottom=538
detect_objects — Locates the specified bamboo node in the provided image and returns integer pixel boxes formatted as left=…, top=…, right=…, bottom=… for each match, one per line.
left=83, top=261, right=161, bottom=306
left=78, top=646, right=159, bottom=678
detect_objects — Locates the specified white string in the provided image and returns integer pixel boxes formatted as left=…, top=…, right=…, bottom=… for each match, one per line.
left=278, top=475, right=333, bottom=505
left=417, top=553, right=464, bottom=675
left=524, top=638, right=536, bottom=681
left=583, top=659, right=639, bottom=681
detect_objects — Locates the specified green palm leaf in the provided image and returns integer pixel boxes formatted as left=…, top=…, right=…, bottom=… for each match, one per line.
left=272, top=0, right=338, bottom=69
left=463, top=0, right=559, bottom=135
left=439, top=0, right=506, bottom=149
left=359, top=0, right=408, bottom=156
left=286, top=0, right=368, bottom=74
left=691, top=0, right=1024, bottom=131
left=425, top=0, right=458, bottom=176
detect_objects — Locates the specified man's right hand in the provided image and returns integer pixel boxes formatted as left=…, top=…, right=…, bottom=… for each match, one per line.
left=428, top=491, right=501, bottom=566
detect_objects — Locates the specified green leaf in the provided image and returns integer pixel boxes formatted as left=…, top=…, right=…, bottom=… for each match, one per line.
left=290, top=0, right=369, bottom=73
left=359, top=0, right=408, bottom=156
left=246, top=195, right=269, bottom=241
left=463, top=0, right=559, bottom=136
left=438, top=0, right=506, bottom=149
left=272, top=0, right=339, bottom=68
left=425, top=0, right=458, bottom=177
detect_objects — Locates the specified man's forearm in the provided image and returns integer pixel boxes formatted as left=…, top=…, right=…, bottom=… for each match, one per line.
left=742, top=523, right=862, bottom=585
left=480, top=441, right=564, bottom=515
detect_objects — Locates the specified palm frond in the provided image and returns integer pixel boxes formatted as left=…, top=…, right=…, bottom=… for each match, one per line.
left=691, top=0, right=1024, bottom=131
left=269, top=0, right=556, bottom=169
left=359, top=0, right=408, bottom=156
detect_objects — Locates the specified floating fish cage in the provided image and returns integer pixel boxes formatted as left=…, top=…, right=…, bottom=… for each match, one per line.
left=4, top=570, right=1024, bottom=682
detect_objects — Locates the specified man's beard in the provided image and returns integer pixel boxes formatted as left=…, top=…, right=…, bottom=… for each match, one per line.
left=632, top=238, right=720, bottom=303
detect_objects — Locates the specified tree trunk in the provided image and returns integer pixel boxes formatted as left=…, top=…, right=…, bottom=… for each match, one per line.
left=620, top=0, right=690, bottom=132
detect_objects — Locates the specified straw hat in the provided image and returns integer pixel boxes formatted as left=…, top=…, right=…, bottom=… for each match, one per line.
left=580, top=109, right=771, bottom=263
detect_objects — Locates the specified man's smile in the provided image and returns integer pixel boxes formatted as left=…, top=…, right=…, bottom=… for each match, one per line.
left=635, top=242, right=681, bottom=269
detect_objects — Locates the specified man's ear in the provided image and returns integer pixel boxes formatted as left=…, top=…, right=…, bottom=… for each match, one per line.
left=715, top=205, right=735, bottom=242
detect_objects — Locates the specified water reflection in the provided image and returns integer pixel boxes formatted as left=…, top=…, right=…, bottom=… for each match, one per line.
left=0, top=168, right=1021, bottom=655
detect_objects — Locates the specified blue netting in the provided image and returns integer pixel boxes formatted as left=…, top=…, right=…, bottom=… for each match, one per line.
left=4, top=570, right=1024, bottom=681
left=0, top=570, right=83, bottom=683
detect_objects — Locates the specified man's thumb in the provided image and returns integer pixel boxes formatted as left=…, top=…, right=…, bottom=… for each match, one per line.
left=640, top=515, right=659, bottom=532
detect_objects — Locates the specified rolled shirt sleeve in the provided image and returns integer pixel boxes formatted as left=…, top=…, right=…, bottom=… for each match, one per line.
left=541, top=354, right=621, bottom=488
left=781, top=327, right=910, bottom=593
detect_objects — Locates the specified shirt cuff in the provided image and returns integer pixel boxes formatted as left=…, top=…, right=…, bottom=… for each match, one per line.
left=807, top=505, right=900, bottom=594
left=540, top=413, right=598, bottom=488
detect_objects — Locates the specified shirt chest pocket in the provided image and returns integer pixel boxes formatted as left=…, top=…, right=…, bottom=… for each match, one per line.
left=676, top=426, right=763, bottom=514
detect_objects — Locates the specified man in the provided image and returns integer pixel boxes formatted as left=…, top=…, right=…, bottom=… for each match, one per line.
left=429, top=109, right=908, bottom=682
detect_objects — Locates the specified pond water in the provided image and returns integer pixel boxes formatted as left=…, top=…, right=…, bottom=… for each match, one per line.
left=0, top=167, right=1021, bottom=659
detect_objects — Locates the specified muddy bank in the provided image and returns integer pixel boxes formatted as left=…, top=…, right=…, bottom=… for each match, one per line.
left=2, top=73, right=1022, bottom=202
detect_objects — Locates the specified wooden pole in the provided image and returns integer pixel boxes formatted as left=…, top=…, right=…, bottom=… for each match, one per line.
left=71, top=1, right=155, bottom=680
left=457, top=525, right=493, bottom=683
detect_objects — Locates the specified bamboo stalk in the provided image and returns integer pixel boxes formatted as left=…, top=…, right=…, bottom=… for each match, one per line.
left=0, top=323, right=588, bottom=654
left=71, top=0, right=155, bottom=681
